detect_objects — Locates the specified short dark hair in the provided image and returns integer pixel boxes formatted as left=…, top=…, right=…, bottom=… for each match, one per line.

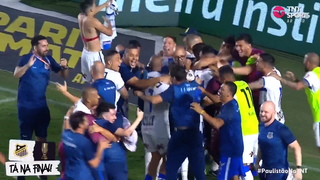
left=224, top=81, right=237, bottom=96
left=218, top=65, right=235, bottom=78
left=128, top=40, right=141, bottom=48
left=223, top=35, right=235, bottom=46
left=69, top=111, right=87, bottom=130
left=169, top=64, right=187, bottom=82
left=31, top=35, right=47, bottom=47
left=103, top=49, right=119, bottom=63
left=235, top=33, right=252, bottom=44
left=80, top=0, right=94, bottom=14
left=260, top=53, right=275, bottom=67
left=164, top=36, right=177, bottom=43
left=96, top=101, right=116, bottom=117
left=192, top=43, right=206, bottom=60
left=201, top=45, right=218, bottom=56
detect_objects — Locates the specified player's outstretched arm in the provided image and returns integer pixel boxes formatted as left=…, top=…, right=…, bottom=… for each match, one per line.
left=199, top=87, right=221, bottom=104
left=248, top=78, right=264, bottom=90
left=190, top=102, right=224, bottom=129
left=93, top=0, right=111, bottom=14
left=192, top=56, right=219, bottom=70
left=93, top=18, right=113, bottom=36
left=114, top=108, right=144, bottom=137
left=232, top=64, right=255, bottom=76
left=270, top=72, right=308, bottom=90
left=56, top=81, right=80, bottom=104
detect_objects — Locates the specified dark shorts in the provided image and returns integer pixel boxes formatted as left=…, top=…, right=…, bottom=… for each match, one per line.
left=105, top=162, right=128, bottom=180
left=18, top=106, right=50, bottom=140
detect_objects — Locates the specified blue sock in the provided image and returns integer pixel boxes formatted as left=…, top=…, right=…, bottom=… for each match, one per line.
left=251, top=157, right=258, bottom=176
left=158, top=173, right=166, bottom=179
left=144, top=174, right=152, bottom=180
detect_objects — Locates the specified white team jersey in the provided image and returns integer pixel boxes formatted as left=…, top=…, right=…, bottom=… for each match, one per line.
left=194, top=68, right=213, bottom=88
left=142, top=71, right=170, bottom=137
left=303, top=71, right=320, bottom=93
left=100, top=1, right=118, bottom=42
left=186, top=51, right=195, bottom=59
left=260, top=68, right=283, bottom=113
left=104, top=68, right=125, bottom=109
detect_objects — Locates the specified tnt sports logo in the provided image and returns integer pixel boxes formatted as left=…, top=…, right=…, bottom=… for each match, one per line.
left=273, top=6, right=285, bottom=18
left=14, top=144, right=28, bottom=158
left=273, top=5, right=310, bottom=23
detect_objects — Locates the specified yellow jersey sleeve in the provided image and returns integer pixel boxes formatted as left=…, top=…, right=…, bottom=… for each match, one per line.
left=234, top=81, right=259, bottom=136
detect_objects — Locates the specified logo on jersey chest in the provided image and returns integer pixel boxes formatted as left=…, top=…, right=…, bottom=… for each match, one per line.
left=267, top=132, right=273, bottom=139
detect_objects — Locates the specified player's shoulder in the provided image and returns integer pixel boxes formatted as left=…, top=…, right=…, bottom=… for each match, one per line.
left=304, top=71, right=317, bottom=79
left=20, top=53, right=33, bottom=61
left=234, top=80, right=248, bottom=87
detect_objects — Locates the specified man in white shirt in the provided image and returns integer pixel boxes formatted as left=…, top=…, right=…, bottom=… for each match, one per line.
left=103, top=50, right=129, bottom=107
left=100, top=0, right=118, bottom=50
left=248, top=53, right=285, bottom=123
left=141, top=56, right=170, bottom=180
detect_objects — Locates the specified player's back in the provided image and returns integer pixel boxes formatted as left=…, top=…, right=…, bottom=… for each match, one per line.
left=170, top=81, right=202, bottom=128
left=104, top=68, right=125, bottom=108
left=91, top=78, right=116, bottom=105
left=234, top=80, right=258, bottom=136
left=62, top=130, right=94, bottom=180
left=260, top=68, right=282, bottom=113
left=258, top=121, right=291, bottom=169
left=218, top=99, right=244, bottom=157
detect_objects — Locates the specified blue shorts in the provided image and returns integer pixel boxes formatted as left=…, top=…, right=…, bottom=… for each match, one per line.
left=259, top=172, right=288, bottom=180
left=218, top=156, right=245, bottom=180
left=166, top=128, right=205, bottom=180
left=18, top=106, right=50, bottom=140
left=102, top=41, right=112, bottom=50
left=104, top=162, right=127, bottom=180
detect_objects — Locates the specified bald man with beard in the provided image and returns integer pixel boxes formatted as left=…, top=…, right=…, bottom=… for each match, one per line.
left=256, top=101, right=302, bottom=180
left=270, top=52, right=320, bottom=152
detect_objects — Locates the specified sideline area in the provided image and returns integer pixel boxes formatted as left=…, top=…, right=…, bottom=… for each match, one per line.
left=0, top=0, right=319, bottom=180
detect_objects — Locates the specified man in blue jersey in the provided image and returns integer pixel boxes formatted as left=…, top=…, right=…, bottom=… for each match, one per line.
left=13, top=35, right=68, bottom=142
left=94, top=102, right=144, bottom=180
left=135, top=64, right=206, bottom=180
left=191, top=81, right=245, bottom=180
left=62, top=111, right=110, bottom=180
left=118, top=44, right=170, bottom=117
left=255, top=101, right=302, bottom=180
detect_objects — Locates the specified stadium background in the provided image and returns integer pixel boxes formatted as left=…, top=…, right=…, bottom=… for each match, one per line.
left=0, top=0, right=319, bottom=179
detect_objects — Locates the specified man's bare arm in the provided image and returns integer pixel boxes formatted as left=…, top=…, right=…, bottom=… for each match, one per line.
left=248, top=78, right=264, bottom=90
left=202, top=111, right=224, bottom=129
left=119, top=87, right=129, bottom=100
left=232, top=65, right=255, bottom=76
left=61, top=91, right=81, bottom=104
left=127, top=76, right=161, bottom=89
left=139, top=94, right=163, bottom=105
left=280, top=78, right=308, bottom=90
left=289, top=140, right=302, bottom=167
left=93, top=18, right=113, bottom=36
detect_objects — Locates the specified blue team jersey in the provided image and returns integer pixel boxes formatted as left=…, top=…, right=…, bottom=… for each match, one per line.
left=117, top=62, right=135, bottom=115
left=17, top=53, right=61, bottom=108
left=160, top=81, right=203, bottom=128
left=218, top=99, right=244, bottom=157
left=132, top=67, right=148, bottom=111
left=258, top=120, right=296, bottom=170
left=96, top=113, right=127, bottom=162
left=91, top=78, right=116, bottom=105
left=62, top=130, right=96, bottom=180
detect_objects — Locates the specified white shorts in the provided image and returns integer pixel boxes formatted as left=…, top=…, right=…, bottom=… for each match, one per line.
left=277, top=110, right=285, bottom=124
left=242, top=134, right=258, bottom=164
left=142, top=133, right=169, bottom=155
left=313, top=122, right=320, bottom=147
left=81, top=49, right=105, bottom=82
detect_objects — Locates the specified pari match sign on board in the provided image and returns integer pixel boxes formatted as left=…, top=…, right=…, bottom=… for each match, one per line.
left=5, top=140, right=60, bottom=176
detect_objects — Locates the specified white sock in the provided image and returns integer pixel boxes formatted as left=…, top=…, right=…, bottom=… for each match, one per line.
left=181, top=158, right=189, bottom=180
left=211, top=161, right=219, bottom=171
left=145, top=151, right=152, bottom=175
left=243, top=171, right=254, bottom=180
